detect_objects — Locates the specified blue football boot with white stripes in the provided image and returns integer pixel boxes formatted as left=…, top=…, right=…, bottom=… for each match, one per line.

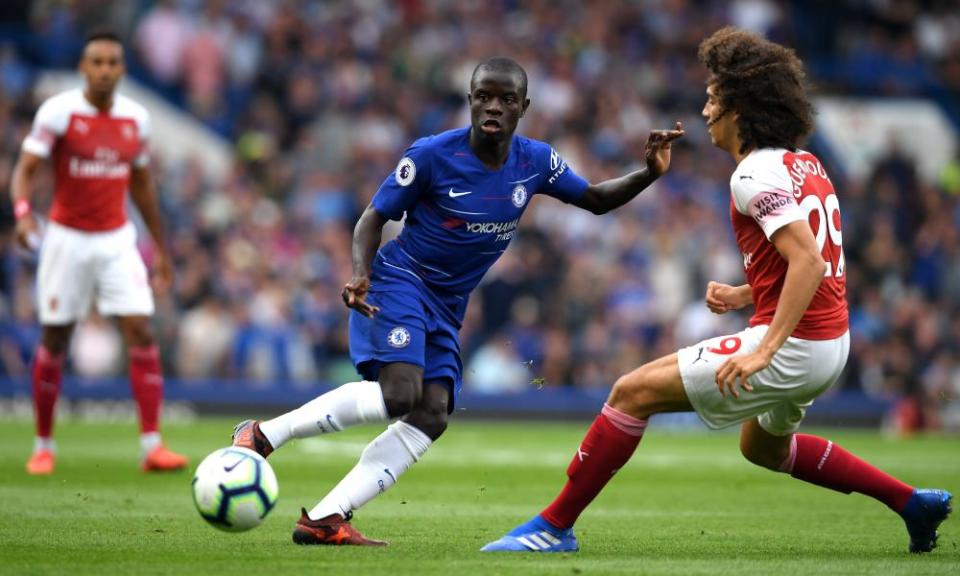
left=900, top=489, right=952, bottom=553
left=480, top=514, right=579, bottom=552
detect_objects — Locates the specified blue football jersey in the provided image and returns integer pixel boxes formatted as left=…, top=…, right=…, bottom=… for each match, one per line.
left=371, top=127, right=588, bottom=317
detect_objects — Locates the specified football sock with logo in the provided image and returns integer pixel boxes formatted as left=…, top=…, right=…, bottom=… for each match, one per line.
left=784, top=434, right=915, bottom=512
left=259, top=381, right=388, bottom=450
left=308, top=421, right=431, bottom=520
left=31, top=345, right=64, bottom=446
left=129, top=346, right=164, bottom=436
left=541, top=404, right=647, bottom=530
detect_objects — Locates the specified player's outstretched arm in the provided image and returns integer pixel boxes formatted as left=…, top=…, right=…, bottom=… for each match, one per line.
left=10, top=151, right=44, bottom=250
left=130, top=166, right=172, bottom=293
left=572, top=121, right=684, bottom=215
left=342, top=203, right=388, bottom=318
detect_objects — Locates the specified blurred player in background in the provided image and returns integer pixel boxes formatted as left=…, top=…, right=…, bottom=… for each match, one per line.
left=483, top=28, right=951, bottom=554
left=11, top=31, right=187, bottom=475
left=233, top=56, right=683, bottom=545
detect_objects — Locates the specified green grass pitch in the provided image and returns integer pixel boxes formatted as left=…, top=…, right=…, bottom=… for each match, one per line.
left=1, top=417, right=957, bottom=575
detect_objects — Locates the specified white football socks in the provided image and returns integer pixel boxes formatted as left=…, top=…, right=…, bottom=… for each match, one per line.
left=34, top=437, right=56, bottom=453
left=308, top=420, right=432, bottom=520
left=258, top=381, right=388, bottom=450
left=140, top=431, right=162, bottom=455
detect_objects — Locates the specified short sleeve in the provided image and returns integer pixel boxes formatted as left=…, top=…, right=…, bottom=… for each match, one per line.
left=371, top=138, right=433, bottom=221
left=22, top=98, right=68, bottom=158
left=536, top=143, right=588, bottom=203
left=731, top=167, right=806, bottom=240
left=133, top=110, right=151, bottom=168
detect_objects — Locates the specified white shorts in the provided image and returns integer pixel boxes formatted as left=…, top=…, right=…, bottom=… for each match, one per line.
left=677, top=325, right=850, bottom=436
left=37, top=221, right=155, bottom=324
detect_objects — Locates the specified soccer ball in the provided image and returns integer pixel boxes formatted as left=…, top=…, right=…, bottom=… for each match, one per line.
left=191, top=447, right=279, bottom=532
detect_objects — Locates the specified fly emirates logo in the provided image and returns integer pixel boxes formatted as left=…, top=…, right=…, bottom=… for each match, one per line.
left=69, top=147, right=129, bottom=179
left=464, top=218, right=519, bottom=242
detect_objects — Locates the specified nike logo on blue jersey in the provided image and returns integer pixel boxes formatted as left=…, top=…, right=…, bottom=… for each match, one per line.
left=448, top=188, right=472, bottom=198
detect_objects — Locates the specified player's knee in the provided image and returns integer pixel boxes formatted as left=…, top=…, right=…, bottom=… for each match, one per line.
left=405, top=383, right=450, bottom=440
left=41, top=326, right=73, bottom=356
left=379, top=374, right=422, bottom=417
left=608, top=370, right=656, bottom=418
left=121, top=320, right=155, bottom=348
left=409, top=407, right=448, bottom=441
left=40, top=336, right=69, bottom=356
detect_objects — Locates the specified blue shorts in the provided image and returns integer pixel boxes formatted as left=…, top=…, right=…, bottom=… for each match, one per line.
left=349, top=282, right=463, bottom=407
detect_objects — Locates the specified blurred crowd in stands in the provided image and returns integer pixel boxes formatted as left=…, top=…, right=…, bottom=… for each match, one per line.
left=0, top=0, right=958, bottom=430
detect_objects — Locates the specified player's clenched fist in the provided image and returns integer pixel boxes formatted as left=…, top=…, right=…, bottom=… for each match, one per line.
left=705, top=281, right=751, bottom=314
left=342, top=276, right=380, bottom=318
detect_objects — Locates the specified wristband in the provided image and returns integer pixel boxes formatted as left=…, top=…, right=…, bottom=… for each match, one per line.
left=13, top=199, right=31, bottom=220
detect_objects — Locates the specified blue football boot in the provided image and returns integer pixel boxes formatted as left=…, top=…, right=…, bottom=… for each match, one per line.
left=900, top=489, right=952, bottom=553
left=480, top=515, right=579, bottom=552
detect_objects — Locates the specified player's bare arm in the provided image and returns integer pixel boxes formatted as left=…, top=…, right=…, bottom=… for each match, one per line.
left=705, top=281, right=752, bottom=314
left=573, top=122, right=684, bottom=215
left=10, top=151, right=44, bottom=250
left=715, top=220, right=826, bottom=397
left=342, top=203, right=387, bottom=318
left=129, top=165, right=172, bottom=293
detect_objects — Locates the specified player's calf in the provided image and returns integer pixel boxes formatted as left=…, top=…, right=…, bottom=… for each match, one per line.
left=739, top=421, right=793, bottom=471
left=740, top=449, right=785, bottom=471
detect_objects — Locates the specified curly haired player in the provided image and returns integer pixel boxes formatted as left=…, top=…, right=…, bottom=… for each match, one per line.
left=483, top=27, right=951, bottom=555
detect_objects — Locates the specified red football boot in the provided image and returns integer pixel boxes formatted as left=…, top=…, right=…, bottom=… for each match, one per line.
left=232, top=420, right=274, bottom=458
left=292, top=509, right=388, bottom=546
left=26, top=449, right=55, bottom=475
left=141, top=444, right=189, bottom=472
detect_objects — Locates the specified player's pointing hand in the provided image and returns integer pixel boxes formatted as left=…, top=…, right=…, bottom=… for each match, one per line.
left=342, top=276, right=380, bottom=318
left=645, top=121, right=685, bottom=178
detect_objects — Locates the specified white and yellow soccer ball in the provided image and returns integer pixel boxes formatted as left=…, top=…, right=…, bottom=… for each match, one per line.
left=192, top=447, right=279, bottom=532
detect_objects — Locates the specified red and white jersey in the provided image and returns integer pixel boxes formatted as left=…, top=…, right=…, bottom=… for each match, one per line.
left=22, top=88, right=150, bottom=232
left=729, top=148, right=848, bottom=340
